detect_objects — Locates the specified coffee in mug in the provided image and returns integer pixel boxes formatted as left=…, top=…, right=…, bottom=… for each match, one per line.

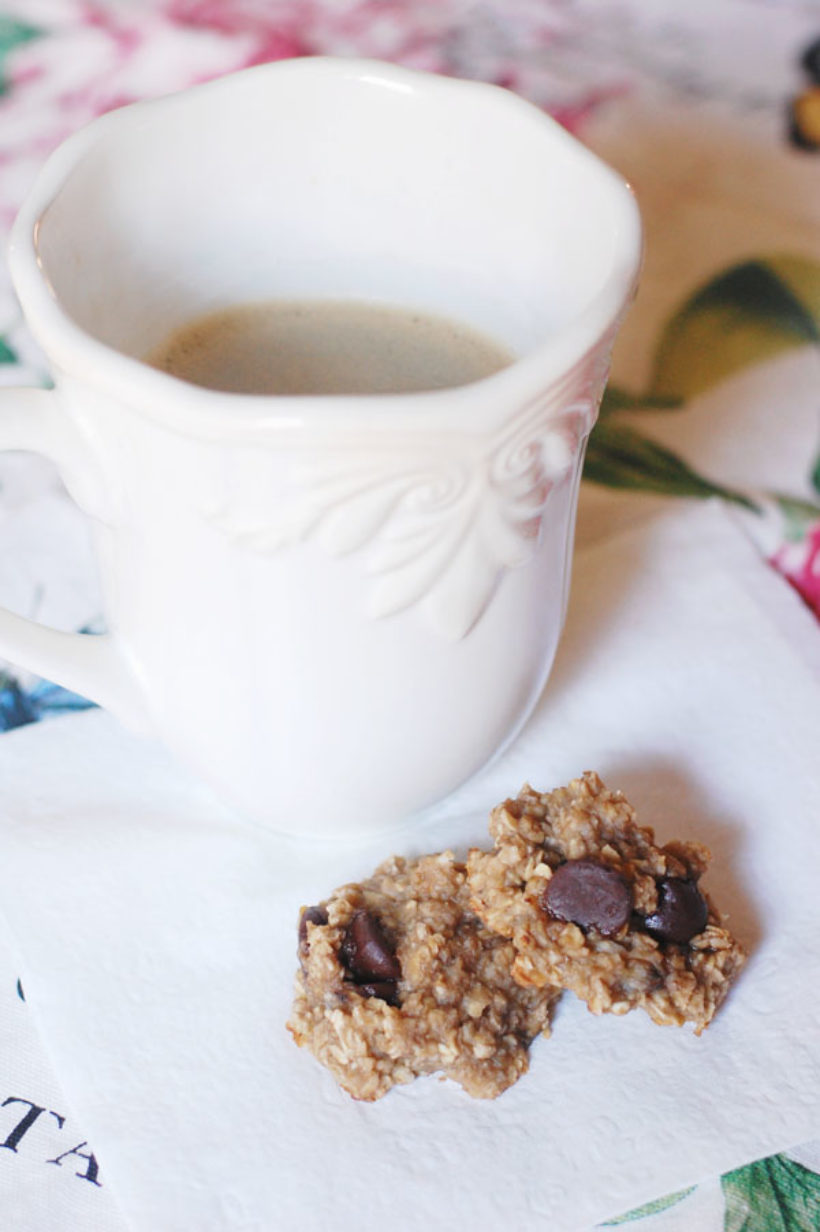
left=147, top=299, right=514, bottom=396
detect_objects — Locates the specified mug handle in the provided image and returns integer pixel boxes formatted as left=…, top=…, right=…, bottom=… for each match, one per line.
left=0, top=386, right=146, bottom=728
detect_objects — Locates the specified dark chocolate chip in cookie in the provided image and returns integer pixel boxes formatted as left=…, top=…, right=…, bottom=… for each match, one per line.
left=298, top=905, right=329, bottom=948
left=340, top=910, right=401, bottom=982
left=644, top=878, right=708, bottom=945
left=541, top=859, right=632, bottom=937
left=801, top=35, right=820, bottom=84
left=354, top=980, right=401, bottom=1007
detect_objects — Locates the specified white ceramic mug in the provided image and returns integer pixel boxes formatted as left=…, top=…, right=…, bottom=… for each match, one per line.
left=3, top=58, right=640, bottom=837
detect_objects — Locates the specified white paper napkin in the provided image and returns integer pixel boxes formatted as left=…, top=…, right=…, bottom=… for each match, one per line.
left=0, top=501, right=818, bottom=1232
left=0, top=908, right=129, bottom=1232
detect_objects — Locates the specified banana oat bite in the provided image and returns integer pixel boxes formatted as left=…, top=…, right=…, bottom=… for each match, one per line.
left=466, top=772, right=746, bottom=1032
left=287, top=851, right=560, bottom=1101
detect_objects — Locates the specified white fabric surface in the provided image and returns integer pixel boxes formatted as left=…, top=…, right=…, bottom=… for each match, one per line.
left=0, top=502, right=818, bottom=1232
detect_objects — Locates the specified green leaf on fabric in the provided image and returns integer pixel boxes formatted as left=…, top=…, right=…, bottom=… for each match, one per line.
left=601, top=1186, right=696, bottom=1224
left=765, top=254, right=820, bottom=329
left=649, top=258, right=820, bottom=402
left=811, top=452, right=820, bottom=498
left=599, top=383, right=684, bottom=417
left=721, top=1155, right=820, bottom=1231
left=0, top=336, right=18, bottom=364
left=584, top=419, right=758, bottom=510
left=0, top=17, right=41, bottom=96
left=775, top=493, right=820, bottom=541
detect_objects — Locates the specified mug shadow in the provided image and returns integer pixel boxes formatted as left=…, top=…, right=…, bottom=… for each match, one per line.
left=532, top=507, right=658, bottom=709
left=504, top=516, right=762, bottom=956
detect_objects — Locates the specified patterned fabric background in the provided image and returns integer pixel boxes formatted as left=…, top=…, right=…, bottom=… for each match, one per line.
left=0, top=3, right=818, bottom=1229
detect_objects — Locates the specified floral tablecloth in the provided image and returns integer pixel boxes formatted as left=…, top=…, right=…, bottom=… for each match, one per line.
left=0, top=3, right=818, bottom=1230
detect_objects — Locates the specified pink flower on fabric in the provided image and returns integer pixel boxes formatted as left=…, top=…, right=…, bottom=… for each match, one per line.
left=0, top=0, right=625, bottom=232
left=166, top=0, right=312, bottom=67
left=772, top=521, right=820, bottom=620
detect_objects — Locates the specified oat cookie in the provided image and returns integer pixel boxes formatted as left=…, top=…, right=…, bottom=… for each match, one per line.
left=287, top=851, right=561, bottom=1101
left=467, top=772, right=746, bottom=1032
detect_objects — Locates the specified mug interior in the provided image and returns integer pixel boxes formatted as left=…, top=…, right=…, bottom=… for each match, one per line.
left=32, top=59, right=638, bottom=370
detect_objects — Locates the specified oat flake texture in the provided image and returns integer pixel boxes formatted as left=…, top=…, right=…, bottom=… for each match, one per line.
left=466, top=771, right=747, bottom=1032
left=287, top=851, right=560, bottom=1101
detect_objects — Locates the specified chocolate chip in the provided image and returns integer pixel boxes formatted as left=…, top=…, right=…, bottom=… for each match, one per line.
left=801, top=36, right=820, bottom=84
left=541, top=859, right=632, bottom=937
left=298, top=905, right=328, bottom=947
left=340, top=910, right=401, bottom=982
left=354, top=980, right=401, bottom=1007
left=643, top=878, right=708, bottom=945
